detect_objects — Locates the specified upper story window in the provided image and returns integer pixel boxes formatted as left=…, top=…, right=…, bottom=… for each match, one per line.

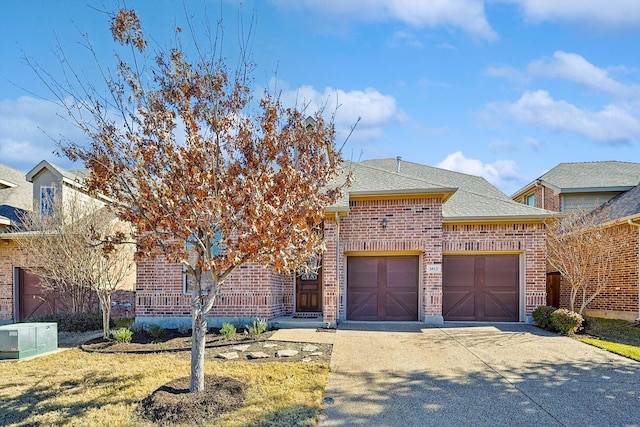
left=526, top=193, right=535, bottom=207
left=40, top=185, right=56, bottom=216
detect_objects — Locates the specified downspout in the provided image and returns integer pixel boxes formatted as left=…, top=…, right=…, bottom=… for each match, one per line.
left=628, top=219, right=640, bottom=321
left=335, top=211, right=341, bottom=326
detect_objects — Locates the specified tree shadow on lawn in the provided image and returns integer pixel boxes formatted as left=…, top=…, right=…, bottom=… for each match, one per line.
left=319, top=358, right=640, bottom=427
left=0, top=371, right=146, bottom=426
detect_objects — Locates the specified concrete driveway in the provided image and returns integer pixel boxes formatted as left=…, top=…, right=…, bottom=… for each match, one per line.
left=319, top=323, right=640, bottom=427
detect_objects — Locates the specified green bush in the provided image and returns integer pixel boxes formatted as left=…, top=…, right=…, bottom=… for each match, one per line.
left=532, top=306, right=557, bottom=330
left=550, top=309, right=584, bottom=335
left=246, top=318, right=268, bottom=337
left=110, top=327, right=133, bottom=343
left=147, top=324, right=165, bottom=339
left=27, top=312, right=113, bottom=332
left=220, top=322, right=237, bottom=340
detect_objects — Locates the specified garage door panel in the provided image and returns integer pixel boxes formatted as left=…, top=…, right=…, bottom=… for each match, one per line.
left=347, top=256, right=418, bottom=321
left=347, top=291, right=378, bottom=320
left=443, top=255, right=519, bottom=322
left=442, top=256, right=475, bottom=286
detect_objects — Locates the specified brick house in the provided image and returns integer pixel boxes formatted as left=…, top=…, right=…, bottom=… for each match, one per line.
left=136, top=158, right=553, bottom=328
left=0, top=161, right=135, bottom=324
left=512, top=161, right=640, bottom=321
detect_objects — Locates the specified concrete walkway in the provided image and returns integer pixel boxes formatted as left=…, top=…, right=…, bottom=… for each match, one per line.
left=319, top=323, right=640, bottom=427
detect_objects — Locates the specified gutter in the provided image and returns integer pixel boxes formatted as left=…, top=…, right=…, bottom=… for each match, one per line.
left=628, top=219, right=640, bottom=322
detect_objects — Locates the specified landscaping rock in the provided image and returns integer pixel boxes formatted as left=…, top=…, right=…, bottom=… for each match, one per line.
left=232, top=344, right=251, bottom=352
left=310, top=352, right=323, bottom=357
left=217, top=352, right=239, bottom=360
left=276, top=349, right=299, bottom=357
left=263, top=343, right=278, bottom=349
left=247, top=352, right=270, bottom=360
left=302, top=345, right=319, bottom=352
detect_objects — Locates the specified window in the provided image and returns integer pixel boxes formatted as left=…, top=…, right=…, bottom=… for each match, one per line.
left=526, top=193, right=535, bottom=207
left=40, top=186, right=56, bottom=216
left=183, top=229, right=222, bottom=294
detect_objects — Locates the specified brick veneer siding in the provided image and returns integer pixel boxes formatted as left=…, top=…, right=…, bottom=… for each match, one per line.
left=135, top=257, right=294, bottom=321
left=442, top=222, right=547, bottom=318
left=331, top=197, right=445, bottom=322
left=516, top=185, right=559, bottom=212
left=558, top=223, right=639, bottom=320
left=0, top=239, right=23, bottom=322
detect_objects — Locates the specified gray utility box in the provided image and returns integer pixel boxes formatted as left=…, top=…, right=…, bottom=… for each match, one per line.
left=0, top=322, right=58, bottom=359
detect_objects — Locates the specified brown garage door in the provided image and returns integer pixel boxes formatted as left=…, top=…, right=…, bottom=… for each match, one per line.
left=347, top=256, right=418, bottom=321
left=442, top=255, right=519, bottom=322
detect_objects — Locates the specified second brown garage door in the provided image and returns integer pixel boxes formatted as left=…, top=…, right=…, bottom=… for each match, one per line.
left=442, top=255, right=519, bottom=322
left=347, top=256, right=419, bottom=321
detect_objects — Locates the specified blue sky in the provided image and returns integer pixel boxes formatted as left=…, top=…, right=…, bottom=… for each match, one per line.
left=1, top=0, right=639, bottom=195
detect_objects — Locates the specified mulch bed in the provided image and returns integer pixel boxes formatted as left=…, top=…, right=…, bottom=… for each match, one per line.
left=138, top=375, right=247, bottom=426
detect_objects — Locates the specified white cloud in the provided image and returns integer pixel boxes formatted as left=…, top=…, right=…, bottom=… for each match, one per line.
left=515, top=0, right=640, bottom=28
left=484, top=65, right=529, bottom=85
left=270, top=0, right=497, bottom=40
left=277, top=84, right=404, bottom=142
left=488, top=90, right=640, bottom=143
left=0, top=96, right=85, bottom=171
left=437, top=151, right=519, bottom=188
left=527, top=51, right=640, bottom=98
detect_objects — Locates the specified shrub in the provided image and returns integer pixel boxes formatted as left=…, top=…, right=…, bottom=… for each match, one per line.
left=27, top=312, right=113, bottom=332
left=110, top=327, right=133, bottom=343
left=532, top=306, right=557, bottom=330
left=550, top=309, right=584, bottom=335
left=147, top=324, right=165, bottom=339
left=246, top=318, right=268, bottom=337
left=220, top=323, right=236, bottom=340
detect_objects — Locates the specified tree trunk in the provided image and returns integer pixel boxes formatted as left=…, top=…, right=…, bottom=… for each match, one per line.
left=98, top=291, right=112, bottom=339
left=190, top=308, right=207, bottom=392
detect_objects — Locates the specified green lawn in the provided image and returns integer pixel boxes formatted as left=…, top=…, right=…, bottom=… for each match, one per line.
left=577, top=317, right=640, bottom=362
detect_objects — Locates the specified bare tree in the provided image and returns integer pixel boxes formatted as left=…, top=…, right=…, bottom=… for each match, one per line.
left=34, top=8, right=348, bottom=392
left=545, top=207, right=622, bottom=315
left=16, top=190, right=135, bottom=338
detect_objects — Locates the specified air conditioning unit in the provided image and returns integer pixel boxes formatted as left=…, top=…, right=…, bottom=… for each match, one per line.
left=0, top=322, right=58, bottom=359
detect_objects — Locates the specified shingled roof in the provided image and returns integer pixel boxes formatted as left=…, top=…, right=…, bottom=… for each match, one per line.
left=0, top=163, right=32, bottom=229
left=328, top=158, right=553, bottom=222
left=512, top=161, right=640, bottom=200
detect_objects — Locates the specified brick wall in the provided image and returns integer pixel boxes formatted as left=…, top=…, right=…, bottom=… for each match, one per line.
left=559, top=223, right=639, bottom=320
left=334, top=197, right=444, bottom=321
left=0, top=239, right=23, bottom=321
left=442, top=222, right=547, bottom=317
left=135, top=256, right=294, bottom=320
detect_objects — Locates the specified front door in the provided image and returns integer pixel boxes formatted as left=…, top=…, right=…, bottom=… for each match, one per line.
left=296, top=267, right=322, bottom=313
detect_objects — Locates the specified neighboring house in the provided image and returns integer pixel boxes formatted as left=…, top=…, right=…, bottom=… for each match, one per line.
left=0, top=160, right=135, bottom=324
left=0, top=164, right=32, bottom=324
left=136, top=158, right=554, bottom=328
left=512, top=161, right=640, bottom=321
left=512, top=161, right=640, bottom=213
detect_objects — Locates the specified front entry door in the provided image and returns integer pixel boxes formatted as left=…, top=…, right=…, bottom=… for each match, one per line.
left=296, top=267, right=322, bottom=313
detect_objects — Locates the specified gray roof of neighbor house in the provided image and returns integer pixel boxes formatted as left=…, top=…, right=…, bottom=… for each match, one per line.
left=328, top=159, right=553, bottom=222
left=601, top=184, right=640, bottom=222
left=0, top=163, right=32, bottom=228
left=512, top=161, right=640, bottom=199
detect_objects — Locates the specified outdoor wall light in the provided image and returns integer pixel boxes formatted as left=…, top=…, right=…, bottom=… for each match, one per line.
left=382, top=218, right=388, bottom=230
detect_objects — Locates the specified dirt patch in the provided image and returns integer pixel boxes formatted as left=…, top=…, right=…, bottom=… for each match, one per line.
left=138, top=375, right=247, bottom=426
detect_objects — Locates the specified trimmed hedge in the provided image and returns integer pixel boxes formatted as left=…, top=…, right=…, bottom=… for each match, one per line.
left=532, top=306, right=557, bottom=330
left=26, top=312, right=114, bottom=332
